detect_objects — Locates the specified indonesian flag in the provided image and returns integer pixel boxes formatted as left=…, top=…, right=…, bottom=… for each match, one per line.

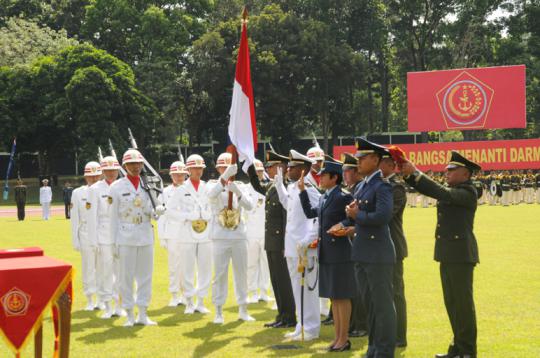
left=228, top=14, right=257, bottom=172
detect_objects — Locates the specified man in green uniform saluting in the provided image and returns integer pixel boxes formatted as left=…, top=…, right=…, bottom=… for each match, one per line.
left=400, top=151, right=480, bottom=358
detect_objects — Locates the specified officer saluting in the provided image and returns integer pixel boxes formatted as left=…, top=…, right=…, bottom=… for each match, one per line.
left=248, top=151, right=297, bottom=329
left=109, top=149, right=163, bottom=326
left=400, top=151, right=481, bottom=358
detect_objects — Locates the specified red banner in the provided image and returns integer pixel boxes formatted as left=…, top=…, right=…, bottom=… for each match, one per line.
left=334, top=138, right=540, bottom=172
left=0, top=256, right=72, bottom=354
left=407, top=65, right=526, bottom=131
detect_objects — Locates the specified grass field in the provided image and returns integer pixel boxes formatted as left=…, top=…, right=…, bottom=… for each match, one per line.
left=1, top=205, right=540, bottom=357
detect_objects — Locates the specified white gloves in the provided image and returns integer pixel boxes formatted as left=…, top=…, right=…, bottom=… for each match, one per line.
left=154, top=204, right=166, bottom=216
left=275, top=166, right=284, bottom=184
left=221, top=164, right=238, bottom=182
left=228, top=181, right=243, bottom=197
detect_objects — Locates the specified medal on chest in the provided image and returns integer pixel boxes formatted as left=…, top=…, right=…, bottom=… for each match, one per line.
left=133, top=195, right=142, bottom=207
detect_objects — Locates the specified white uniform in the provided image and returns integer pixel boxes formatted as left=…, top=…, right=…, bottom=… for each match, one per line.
left=276, top=177, right=321, bottom=337
left=207, top=180, right=254, bottom=307
left=157, top=184, right=185, bottom=298
left=172, top=179, right=213, bottom=307
left=109, top=177, right=156, bottom=311
left=40, top=186, right=52, bottom=220
left=70, top=185, right=98, bottom=300
left=88, top=179, right=120, bottom=306
left=245, top=184, right=270, bottom=301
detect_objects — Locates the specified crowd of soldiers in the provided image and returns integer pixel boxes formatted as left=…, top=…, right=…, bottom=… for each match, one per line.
left=405, top=170, right=540, bottom=208
left=29, top=137, right=525, bottom=358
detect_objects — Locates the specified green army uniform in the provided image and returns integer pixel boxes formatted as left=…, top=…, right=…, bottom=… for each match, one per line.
left=248, top=152, right=296, bottom=327
left=405, top=151, right=480, bottom=358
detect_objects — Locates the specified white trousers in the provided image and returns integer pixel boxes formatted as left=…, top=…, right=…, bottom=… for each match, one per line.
left=165, top=240, right=184, bottom=294
left=97, top=244, right=120, bottom=302
left=179, top=241, right=213, bottom=299
left=247, top=238, right=270, bottom=294
left=212, top=240, right=248, bottom=306
left=501, top=191, right=510, bottom=206
left=287, top=256, right=320, bottom=336
left=42, top=202, right=51, bottom=220
left=119, top=245, right=153, bottom=309
left=80, top=245, right=98, bottom=297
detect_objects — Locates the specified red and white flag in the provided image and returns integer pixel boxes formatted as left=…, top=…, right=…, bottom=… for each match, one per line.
left=228, top=12, right=257, bottom=172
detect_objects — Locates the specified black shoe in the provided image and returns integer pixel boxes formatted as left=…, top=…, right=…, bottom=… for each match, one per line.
left=264, top=320, right=279, bottom=328
left=396, top=340, right=407, bottom=348
left=330, top=340, right=351, bottom=352
left=321, top=316, right=334, bottom=325
left=273, top=321, right=296, bottom=328
left=349, top=329, right=368, bottom=337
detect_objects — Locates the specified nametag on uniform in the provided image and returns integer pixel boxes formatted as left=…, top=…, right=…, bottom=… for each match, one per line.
left=122, top=193, right=131, bottom=197
left=101, top=195, right=108, bottom=198
left=184, top=193, right=191, bottom=196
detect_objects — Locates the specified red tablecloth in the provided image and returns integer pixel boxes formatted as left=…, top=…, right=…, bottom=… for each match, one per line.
left=0, top=247, right=44, bottom=259
left=0, top=256, right=72, bottom=355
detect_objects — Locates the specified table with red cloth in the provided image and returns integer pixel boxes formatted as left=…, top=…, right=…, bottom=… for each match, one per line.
left=0, top=255, right=73, bottom=358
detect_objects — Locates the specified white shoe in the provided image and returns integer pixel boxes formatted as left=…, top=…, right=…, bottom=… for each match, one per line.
left=291, top=332, right=318, bottom=341
left=258, top=294, right=273, bottom=302
left=84, top=295, right=95, bottom=311
left=123, top=309, right=135, bottom=327
left=195, top=304, right=210, bottom=314
left=113, top=308, right=126, bottom=317
left=177, top=295, right=186, bottom=306
left=97, top=301, right=106, bottom=311
left=213, top=306, right=224, bottom=324
left=100, top=302, right=113, bottom=319
left=135, top=307, right=157, bottom=326
left=238, top=304, right=255, bottom=321
left=168, top=297, right=180, bottom=307
left=284, top=330, right=300, bottom=338
left=184, top=303, right=195, bottom=314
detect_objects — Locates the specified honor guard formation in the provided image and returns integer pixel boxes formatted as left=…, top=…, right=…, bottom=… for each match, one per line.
left=65, top=132, right=539, bottom=358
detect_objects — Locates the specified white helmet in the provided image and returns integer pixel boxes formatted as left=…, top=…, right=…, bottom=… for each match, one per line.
left=84, top=161, right=103, bottom=177
left=100, top=156, right=121, bottom=170
left=122, top=149, right=144, bottom=165
left=307, top=147, right=325, bottom=161
left=216, top=152, right=233, bottom=168
left=169, top=161, right=188, bottom=174
left=186, top=154, right=206, bottom=169
left=254, top=159, right=264, bottom=171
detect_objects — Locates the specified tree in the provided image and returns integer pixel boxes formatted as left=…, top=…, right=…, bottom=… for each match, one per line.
left=0, top=17, right=77, bottom=67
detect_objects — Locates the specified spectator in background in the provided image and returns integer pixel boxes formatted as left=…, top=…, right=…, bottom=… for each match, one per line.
left=63, top=181, right=74, bottom=219
left=40, top=178, right=53, bottom=220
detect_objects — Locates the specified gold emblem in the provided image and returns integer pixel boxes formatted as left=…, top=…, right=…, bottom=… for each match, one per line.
left=107, top=196, right=113, bottom=205
left=436, top=71, right=494, bottom=129
left=1, top=287, right=31, bottom=316
left=218, top=208, right=240, bottom=230
left=85, top=202, right=91, bottom=210
left=191, top=219, right=208, bottom=233
left=133, top=196, right=142, bottom=207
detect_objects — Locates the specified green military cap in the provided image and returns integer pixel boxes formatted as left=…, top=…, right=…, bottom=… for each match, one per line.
left=265, top=151, right=289, bottom=167
left=324, top=154, right=342, bottom=164
left=446, top=151, right=481, bottom=172
left=342, top=153, right=358, bottom=169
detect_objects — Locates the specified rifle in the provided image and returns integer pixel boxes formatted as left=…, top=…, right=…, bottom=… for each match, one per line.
left=108, top=139, right=126, bottom=176
left=127, top=128, right=163, bottom=210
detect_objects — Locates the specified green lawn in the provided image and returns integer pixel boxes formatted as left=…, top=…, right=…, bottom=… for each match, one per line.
left=1, top=205, right=540, bottom=357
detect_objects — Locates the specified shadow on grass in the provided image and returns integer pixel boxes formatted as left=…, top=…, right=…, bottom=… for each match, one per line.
left=183, top=320, right=243, bottom=356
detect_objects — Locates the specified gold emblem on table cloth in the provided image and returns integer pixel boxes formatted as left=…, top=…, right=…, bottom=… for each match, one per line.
left=192, top=219, right=208, bottom=233
left=1, top=287, right=31, bottom=316
left=218, top=208, right=240, bottom=230
left=133, top=195, right=142, bottom=207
